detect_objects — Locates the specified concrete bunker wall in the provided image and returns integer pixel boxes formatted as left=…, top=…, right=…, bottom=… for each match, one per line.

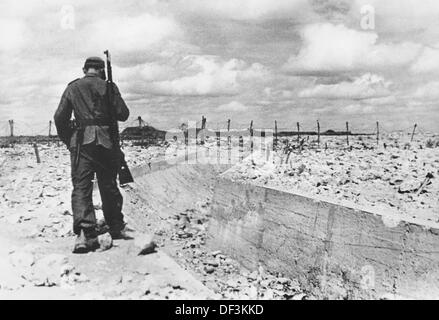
left=208, top=178, right=439, bottom=299
left=126, top=161, right=439, bottom=299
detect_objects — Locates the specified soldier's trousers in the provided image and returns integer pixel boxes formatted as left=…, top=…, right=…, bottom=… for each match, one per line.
left=70, top=143, right=125, bottom=235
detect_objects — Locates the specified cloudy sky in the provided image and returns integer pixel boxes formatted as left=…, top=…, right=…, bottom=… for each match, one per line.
left=1, top=0, right=439, bottom=134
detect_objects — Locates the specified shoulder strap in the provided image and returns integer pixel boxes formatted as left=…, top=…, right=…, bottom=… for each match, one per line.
left=68, top=78, right=80, bottom=86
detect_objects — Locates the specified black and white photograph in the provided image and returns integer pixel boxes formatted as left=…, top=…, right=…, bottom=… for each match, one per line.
left=0, top=0, right=438, bottom=304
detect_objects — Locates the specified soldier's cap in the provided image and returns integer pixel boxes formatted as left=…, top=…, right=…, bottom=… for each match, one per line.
left=84, top=57, right=105, bottom=70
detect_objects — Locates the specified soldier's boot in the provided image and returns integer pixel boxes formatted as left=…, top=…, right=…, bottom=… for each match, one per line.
left=96, top=218, right=110, bottom=235
left=73, top=229, right=99, bottom=254
left=109, top=224, right=135, bottom=240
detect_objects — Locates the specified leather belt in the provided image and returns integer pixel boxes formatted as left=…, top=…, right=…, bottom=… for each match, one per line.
left=78, top=119, right=111, bottom=127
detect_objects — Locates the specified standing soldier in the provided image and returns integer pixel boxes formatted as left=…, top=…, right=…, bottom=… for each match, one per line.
left=54, top=57, right=130, bottom=254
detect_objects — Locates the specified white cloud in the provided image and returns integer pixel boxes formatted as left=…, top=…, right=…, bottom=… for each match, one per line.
left=217, top=101, right=249, bottom=112
left=178, top=0, right=310, bottom=20
left=135, top=55, right=270, bottom=96
left=284, top=23, right=422, bottom=75
left=413, top=81, right=439, bottom=100
left=0, top=18, right=28, bottom=52
left=362, top=95, right=398, bottom=106
left=89, top=13, right=181, bottom=53
left=341, top=104, right=376, bottom=115
left=116, top=63, right=174, bottom=83
left=410, top=46, right=439, bottom=74
left=299, top=73, right=392, bottom=100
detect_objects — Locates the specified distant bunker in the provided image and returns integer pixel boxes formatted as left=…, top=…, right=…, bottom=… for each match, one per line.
left=125, top=155, right=439, bottom=299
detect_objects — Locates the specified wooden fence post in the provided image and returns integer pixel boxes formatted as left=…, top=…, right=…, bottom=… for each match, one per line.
left=137, top=116, right=144, bottom=145
left=184, top=123, right=189, bottom=162
left=227, top=119, right=231, bottom=164
left=297, top=122, right=300, bottom=144
left=216, top=130, right=221, bottom=164
left=317, top=120, right=320, bottom=148
left=239, top=136, right=244, bottom=161
left=33, top=143, right=41, bottom=164
left=411, top=124, right=417, bottom=142
left=9, top=120, right=14, bottom=137
left=250, top=121, right=254, bottom=154
left=346, top=121, right=350, bottom=146
left=200, top=116, right=206, bottom=145
left=376, top=121, right=379, bottom=146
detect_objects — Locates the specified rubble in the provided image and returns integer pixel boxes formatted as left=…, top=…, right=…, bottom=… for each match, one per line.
left=135, top=234, right=157, bottom=255
left=398, top=179, right=421, bottom=193
left=150, top=196, right=309, bottom=300
left=224, top=133, right=439, bottom=223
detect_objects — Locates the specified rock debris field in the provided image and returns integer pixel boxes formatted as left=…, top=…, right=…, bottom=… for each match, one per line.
left=225, top=132, right=439, bottom=223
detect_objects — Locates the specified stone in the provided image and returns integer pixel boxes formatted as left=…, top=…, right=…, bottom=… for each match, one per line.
left=248, top=271, right=259, bottom=280
left=276, top=277, right=291, bottom=284
left=263, top=289, right=274, bottom=300
left=210, top=250, right=222, bottom=257
left=260, top=279, right=271, bottom=288
left=98, top=233, right=113, bottom=251
left=248, top=285, right=258, bottom=299
left=135, top=234, right=157, bottom=256
left=226, top=279, right=239, bottom=288
left=42, top=186, right=58, bottom=197
left=398, top=179, right=421, bottom=194
left=204, top=266, right=215, bottom=274
left=291, top=293, right=307, bottom=300
left=205, top=259, right=219, bottom=267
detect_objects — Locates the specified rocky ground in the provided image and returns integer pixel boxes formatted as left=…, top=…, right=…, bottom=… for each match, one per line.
left=224, top=132, right=439, bottom=223
left=2, top=132, right=436, bottom=299
left=154, top=203, right=308, bottom=300
left=0, top=142, right=308, bottom=300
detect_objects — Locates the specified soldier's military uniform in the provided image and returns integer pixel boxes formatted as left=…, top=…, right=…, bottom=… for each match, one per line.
left=54, top=57, right=129, bottom=251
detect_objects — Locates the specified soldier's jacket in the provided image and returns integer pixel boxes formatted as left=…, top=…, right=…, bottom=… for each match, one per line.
left=54, top=73, right=129, bottom=150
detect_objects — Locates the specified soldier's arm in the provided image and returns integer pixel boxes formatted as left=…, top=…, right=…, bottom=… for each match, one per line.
left=54, top=87, right=74, bottom=146
left=112, top=83, right=130, bottom=122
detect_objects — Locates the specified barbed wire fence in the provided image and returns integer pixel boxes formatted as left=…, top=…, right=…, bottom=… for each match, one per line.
left=0, top=116, right=436, bottom=152
left=0, top=117, right=433, bottom=133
